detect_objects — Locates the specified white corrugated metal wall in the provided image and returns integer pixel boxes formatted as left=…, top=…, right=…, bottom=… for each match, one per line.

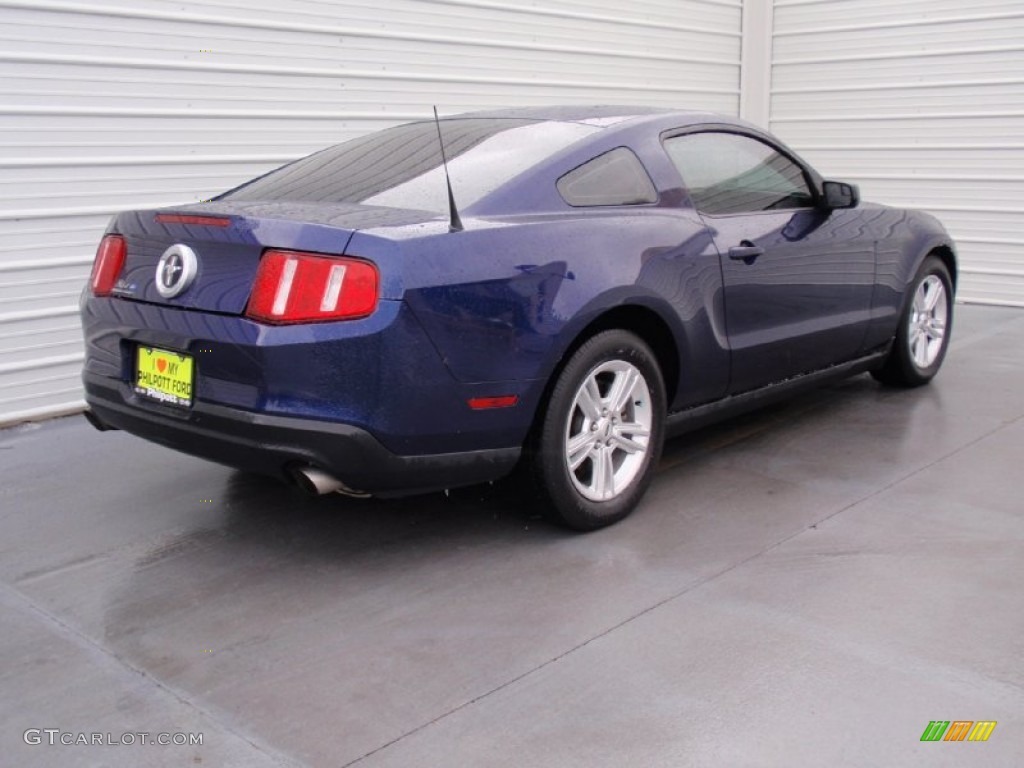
left=770, top=0, right=1024, bottom=307
left=0, top=0, right=743, bottom=425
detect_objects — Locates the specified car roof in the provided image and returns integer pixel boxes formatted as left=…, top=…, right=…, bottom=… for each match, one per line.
left=215, top=106, right=775, bottom=220
left=434, top=105, right=735, bottom=130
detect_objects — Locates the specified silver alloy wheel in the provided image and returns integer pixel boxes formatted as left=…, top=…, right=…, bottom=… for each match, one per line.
left=564, top=360, right=653, bottom=502
left=908, top=274, right=948, bottom=369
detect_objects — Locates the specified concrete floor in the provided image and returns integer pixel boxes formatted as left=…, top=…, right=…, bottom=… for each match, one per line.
left=2, top=304, right=1023, bottom=767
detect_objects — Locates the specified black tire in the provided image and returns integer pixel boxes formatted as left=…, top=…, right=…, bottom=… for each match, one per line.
left=531, top=330, right=666, bottom=531
left=872, top=255, right=954, bottom=387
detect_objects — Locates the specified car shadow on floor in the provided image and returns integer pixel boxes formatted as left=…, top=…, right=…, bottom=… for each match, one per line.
left=198, top=370, right=926, bottom=555
left=114, top=368, right=942, bottom=584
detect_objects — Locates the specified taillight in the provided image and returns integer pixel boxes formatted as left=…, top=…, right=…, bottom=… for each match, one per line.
left=90, top=235, right=126, bottom=296
left=245, top=250, right=378, bottom=324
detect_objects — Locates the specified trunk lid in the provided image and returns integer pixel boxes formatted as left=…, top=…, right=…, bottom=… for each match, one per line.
left=110, top=201, right=437, bottom=314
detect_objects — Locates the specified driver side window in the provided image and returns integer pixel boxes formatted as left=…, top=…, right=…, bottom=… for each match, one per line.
left=664, top=132, right=814, bottom=216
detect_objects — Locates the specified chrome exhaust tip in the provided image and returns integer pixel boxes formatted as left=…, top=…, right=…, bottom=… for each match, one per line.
left=292, top=466, right=369, bottom=498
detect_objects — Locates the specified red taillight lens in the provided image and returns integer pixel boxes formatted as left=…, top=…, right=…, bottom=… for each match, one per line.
left=245, top=250, right=378, bottom=324
left=90, top=235, right=127, bottom=296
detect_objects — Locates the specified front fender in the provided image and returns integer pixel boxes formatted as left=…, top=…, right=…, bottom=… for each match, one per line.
left=865, top=207, right=957, bottom=349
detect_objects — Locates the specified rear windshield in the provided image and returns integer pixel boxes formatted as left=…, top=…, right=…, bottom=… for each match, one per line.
left=221, top=118, right=599, bottom=213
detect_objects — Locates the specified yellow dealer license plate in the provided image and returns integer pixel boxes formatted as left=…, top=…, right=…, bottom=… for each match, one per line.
left=135, top=346, right=194, bottom=407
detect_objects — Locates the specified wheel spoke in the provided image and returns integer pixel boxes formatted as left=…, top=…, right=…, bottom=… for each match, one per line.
left=913, top=289, right=927, bottom=314
left=567, top=432, right=594, bottom=471
left=911, top=332, right=928, bottom=368
left=592, top=445, right=615, bottom=499
left=611, top=433, right=647, bottom=454
left=612, top=423, right=649, bottom=454
left=923, top=281, right=942, bottom=312
left=616, top=421, right=650, bottom=438
left=576, top=378, right=603, bottom=421
left=608, top=367, right=640, bottom=414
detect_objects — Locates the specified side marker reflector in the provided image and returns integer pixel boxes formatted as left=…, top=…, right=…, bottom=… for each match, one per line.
left=468, top=395, right=519, bottom=410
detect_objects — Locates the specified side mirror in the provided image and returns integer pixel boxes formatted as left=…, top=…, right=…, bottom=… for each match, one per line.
left=822, top=180, right=860, bottom=210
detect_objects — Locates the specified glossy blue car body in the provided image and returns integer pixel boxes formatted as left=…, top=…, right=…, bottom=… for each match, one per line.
left=81, top=106, right=956, bottom=497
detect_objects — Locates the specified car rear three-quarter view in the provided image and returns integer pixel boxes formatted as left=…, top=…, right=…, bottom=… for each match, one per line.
left=81, top=106, right=957, bottom=530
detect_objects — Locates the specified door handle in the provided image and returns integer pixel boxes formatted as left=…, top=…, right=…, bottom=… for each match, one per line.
left=728, top=242, right=764, bottom=264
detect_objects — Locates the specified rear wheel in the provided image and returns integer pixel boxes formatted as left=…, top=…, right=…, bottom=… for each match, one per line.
left=872, top=255, right=953, bottom=387
left=531, top=330, right=665, bottom=531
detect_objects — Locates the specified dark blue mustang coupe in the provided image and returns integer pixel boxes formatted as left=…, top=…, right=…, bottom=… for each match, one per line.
left=81, top=106, right=956, bottom=530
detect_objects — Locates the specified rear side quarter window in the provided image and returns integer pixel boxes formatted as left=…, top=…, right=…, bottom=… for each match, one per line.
left=557, top=147, right=657, bottom=207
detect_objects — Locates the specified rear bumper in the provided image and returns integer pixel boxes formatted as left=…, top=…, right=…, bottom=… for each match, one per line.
left=83, top=372, right=520, bottom=496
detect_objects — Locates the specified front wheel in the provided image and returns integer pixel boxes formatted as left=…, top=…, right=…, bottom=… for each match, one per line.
left=531, top=330, right=666, bottom=531
left=872, top=255, right=954, bottom=387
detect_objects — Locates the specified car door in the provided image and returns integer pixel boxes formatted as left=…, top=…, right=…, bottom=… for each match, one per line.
left=663, top=130, right=876, bottom=394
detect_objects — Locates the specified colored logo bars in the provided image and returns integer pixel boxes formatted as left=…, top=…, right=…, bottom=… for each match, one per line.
left=921, top=721, right=997, bottom=742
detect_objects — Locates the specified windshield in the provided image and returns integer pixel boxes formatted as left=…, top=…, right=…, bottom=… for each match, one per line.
left=221, top=118, right=599, bottom=213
